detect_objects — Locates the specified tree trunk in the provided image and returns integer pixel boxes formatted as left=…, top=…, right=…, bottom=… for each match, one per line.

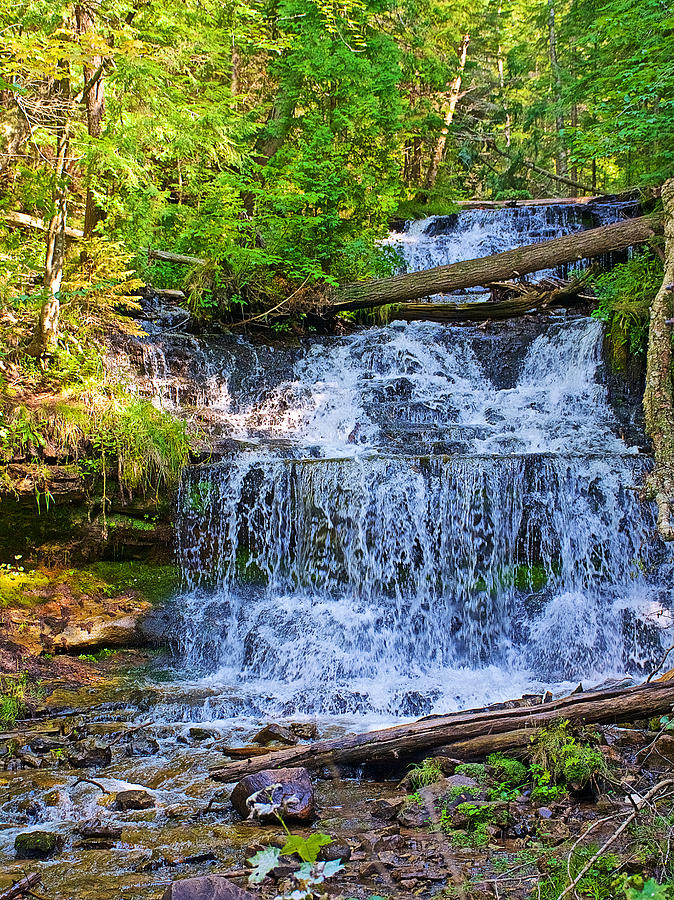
left=391, top=278, right=586, bottom=323
left=643, top=179, right=674, bottom=540
left=76, top=5, right=105, bottom=237
left=209, top=681, right=674, bottom=781
left=425, top=34, right=470, bottom=191
left=330, top=214, right=658, bottom=312
left=26, top=115, right=70, bottom=357
left=548, top=0, right=567, bottom=182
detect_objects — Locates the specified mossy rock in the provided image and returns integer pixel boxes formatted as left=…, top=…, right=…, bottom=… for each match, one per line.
left=15, top=830, right=63, bottom=858
left=0, top=569, right=50, bottom=607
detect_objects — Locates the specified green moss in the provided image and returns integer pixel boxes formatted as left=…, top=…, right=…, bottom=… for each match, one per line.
left=0, top=567, right=49, bottom=607
left=454, top=763, right=487, bottom=783
left=487, top=753, right=529, bottom=789
left=408, top=758, right=444, bottom=789
left=86, top=560, right=179, bottom=604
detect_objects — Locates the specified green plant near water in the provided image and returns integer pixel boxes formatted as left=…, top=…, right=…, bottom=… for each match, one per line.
left=531, top=720, right=607, bottom=791
left=591, top=250, right=664, bottom=368
left=0, top=674, right=30, bottom=725
left=408, top=757, right=444, bottom=789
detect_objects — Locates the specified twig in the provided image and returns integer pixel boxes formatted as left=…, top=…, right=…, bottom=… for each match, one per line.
left=558, top=779, right=674, bottom=899
left=109, top=720, right=154, bottom=746
left=228, top=277, right=310, bottom=327
left=647, top=644, right=674, bottom=682
left=72, top=776, right=111, bottom=794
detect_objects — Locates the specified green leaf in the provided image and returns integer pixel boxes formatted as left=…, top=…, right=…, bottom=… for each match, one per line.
left=281, top=832, right=333, bottom=863
left=246, top=847, right=280, bottom=884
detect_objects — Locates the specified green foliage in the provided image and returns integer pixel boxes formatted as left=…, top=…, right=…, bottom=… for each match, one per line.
left=536, top=848, right=621, bottom=900
left=487, top=753, right=528, bottom=789
left=281, top=833, right=332, bottom=864
left=408, top=757, right=444, bottom=789
left=531, top=721, right=607, bottom=791
left=0, top=674, right=30, bottom=725
left=591, top=250, right=664, bottom=367
left=454, top=762, right=487, bottom=782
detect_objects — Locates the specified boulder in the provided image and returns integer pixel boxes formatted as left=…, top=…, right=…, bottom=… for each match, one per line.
left=231, top=767, right=314, bottom=823
left=125, top=735, right=161, bottom=757
left=67, top=738, right=112, bottom=768
left=189, top=727, right=218, bottom=742
left=115, top=789, right=155, bottom=811
left=289, top=722, right=318, bottom=741
left=252, top=724, right=297, bottom=746
left=15, top=830, right=63, bottom=858
left=49, top=608, right=150, bottom=652
left=162, top=876, right=258, bottom=900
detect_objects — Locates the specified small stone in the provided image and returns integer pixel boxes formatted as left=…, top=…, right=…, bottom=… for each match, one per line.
left=289, top=723, right=318, bottom=741
left=43, top=789, right=65, bottom=807
left=537, top=807, right=553, bottom=819
left=125, top=736, right=161, bottom=757
left=318, top=839, right=351, bottom=862
left=15, top=830, right=63, bottom=859
left=165, top=804, right=194, bottom=819
left=77, top=821, right=123, bottom=840
left=66, top=738, right=111, bottom=768
left=371, top=796, right=405, bottom=820
left=231, top=767, right=314, bottom=823
left=189, top=727, right=217, bottom=742
left=18, top=752, right=43, bottom=769
left=162, top=875, right=258, bottom=900
left=29, top=736, right=65, bottom=754
left=252, top=724, right=297, bottom=746
left=115, top=789, right=155, bottom=811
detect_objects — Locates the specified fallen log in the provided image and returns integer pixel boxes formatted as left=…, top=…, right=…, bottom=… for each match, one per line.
left=4, top=210, right=84, bottom=240
left=0, top=873, right=41, bottom=900
left=210, top=680, right=674, bottom=782
left=146, top=248, right=206, bottom=267
left=455, top=196, right=604, bottom=210
left=391, top=277, right=587, bottom=323
left=330, top=214, right=659, bottom=312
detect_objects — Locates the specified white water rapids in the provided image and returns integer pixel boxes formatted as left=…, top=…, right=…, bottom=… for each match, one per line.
left=127, top=201, right=673, bottom=726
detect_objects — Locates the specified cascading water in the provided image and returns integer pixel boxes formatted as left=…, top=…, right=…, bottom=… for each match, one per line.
left=166, top=315, right=672, bottom=722
left=108, top=202, right=672, bottom=724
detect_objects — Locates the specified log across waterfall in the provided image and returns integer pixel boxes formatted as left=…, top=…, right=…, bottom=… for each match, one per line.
left=210, top=681, right=674, bottom=781
left=329, top=214, right=658, bottom=312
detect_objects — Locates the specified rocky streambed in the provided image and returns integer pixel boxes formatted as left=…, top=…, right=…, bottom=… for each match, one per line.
left=3, top=668, right=674, bottom=900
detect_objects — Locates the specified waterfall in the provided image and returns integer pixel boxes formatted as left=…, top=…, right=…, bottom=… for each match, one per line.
left=169, top=318, right=672, bottom=720
left=116, top=203, right=671, bottom=723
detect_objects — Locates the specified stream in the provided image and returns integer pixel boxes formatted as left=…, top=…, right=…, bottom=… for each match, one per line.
left=2, top=201, right=673, bottom=898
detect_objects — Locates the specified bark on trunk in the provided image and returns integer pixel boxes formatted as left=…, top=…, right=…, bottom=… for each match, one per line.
left=330, top=214, right=658, bottom=312
left=76, top=5, right=105, bottom=237
left=209, top=681, right=674, bottom=781
left=643, top=179, right=674, bottom=540
left=392, top=278, right=586, bottom=323
left=424, top=34, right=470, bottom=190
left=548, top=0, right=568, bottom=182
left=26, top=114, right=70, bottom=357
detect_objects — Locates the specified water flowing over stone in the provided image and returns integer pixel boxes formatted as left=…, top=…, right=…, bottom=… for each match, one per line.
left=108, top=203, right=673, bottom=723
left=169, top=318, right=672, bottom=720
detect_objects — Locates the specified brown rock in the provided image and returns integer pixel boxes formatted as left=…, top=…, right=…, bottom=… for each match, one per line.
left=162, top=876, right=258, bottom=900
left=371, top=796, right=405, bottom=820
left=252, top=724, right=297, bottom=746
left=115, top=789, right=155, bottom=811
left=66, top=738, right=111, bottom=768
left=231, top=767, right=314, bottom=823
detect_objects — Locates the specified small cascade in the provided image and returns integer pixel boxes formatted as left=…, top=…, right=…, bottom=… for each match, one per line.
left=387, top=202, right=634, bottom=300
left=106, top=201, right=672, bottom=724
left=169, top=319, right=673, bottom=720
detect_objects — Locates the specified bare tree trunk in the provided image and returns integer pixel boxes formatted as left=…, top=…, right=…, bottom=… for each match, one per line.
left=425, top=34, right=470, bottom=190
left=231, top=36, right=240, bottom=97
left=643, top=179, right=674, bottom=540
left=27, top=108, right=70, bottom=357
left=548, top=0, right=568, bottom=182
left=330, top=214, right=658, bottom=312
left=76, top=5, right=105, bottom=237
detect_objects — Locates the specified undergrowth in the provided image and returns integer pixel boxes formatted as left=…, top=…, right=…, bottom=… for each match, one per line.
left=591, top=250, right=664, bottom=370
left=0, top=240, right=191, bottom=500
